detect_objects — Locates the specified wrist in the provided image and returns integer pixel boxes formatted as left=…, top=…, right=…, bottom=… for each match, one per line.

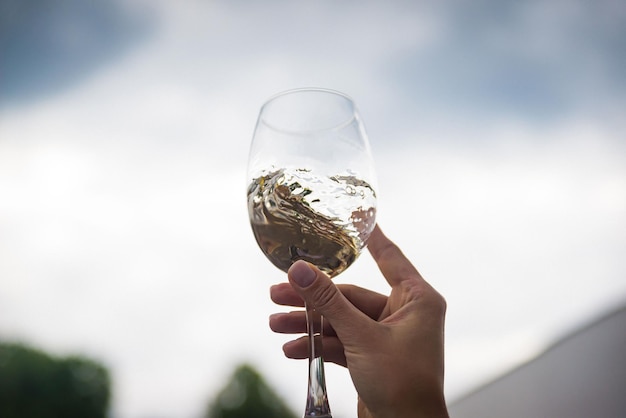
left=365, top=394, right=449, bottom=418
left=395, top=398, right=448, bottom=418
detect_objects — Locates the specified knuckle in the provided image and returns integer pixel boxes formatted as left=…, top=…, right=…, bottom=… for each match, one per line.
left=404, top=280, right=447, bottom=317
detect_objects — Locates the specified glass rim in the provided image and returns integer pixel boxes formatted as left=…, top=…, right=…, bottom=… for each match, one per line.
left=258, top=87, right=358, bottom=134
left=263, top=87, right=356, bottom=103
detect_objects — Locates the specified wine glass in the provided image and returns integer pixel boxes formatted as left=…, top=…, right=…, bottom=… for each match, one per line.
left=246, top=88, right=377, bottom=418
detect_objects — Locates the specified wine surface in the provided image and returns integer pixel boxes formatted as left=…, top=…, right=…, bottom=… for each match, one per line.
left=248, top=168, right=376, bottom=277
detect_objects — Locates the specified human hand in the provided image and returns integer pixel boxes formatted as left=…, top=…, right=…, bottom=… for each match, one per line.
left=269, top=225, right=449, bottom=418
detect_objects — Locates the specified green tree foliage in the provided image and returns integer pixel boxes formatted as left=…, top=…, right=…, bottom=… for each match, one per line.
left=0, top=341, right=111, bottom=418
left=206, top=363, right=298, bottom=418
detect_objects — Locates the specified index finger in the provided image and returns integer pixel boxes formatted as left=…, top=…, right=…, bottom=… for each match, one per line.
left=367, top=224, right=425, bottom=287
left=271, top=282, right=388, bottom=321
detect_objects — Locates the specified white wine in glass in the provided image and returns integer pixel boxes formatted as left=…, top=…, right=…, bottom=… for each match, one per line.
left=247, top=88, right=377, bottom=418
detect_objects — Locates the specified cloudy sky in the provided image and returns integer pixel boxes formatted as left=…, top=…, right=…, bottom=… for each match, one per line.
left=1, top=0, right=625, bottom=417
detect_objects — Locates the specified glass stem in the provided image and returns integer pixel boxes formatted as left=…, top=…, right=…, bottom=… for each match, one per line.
left=304, top=302, right=332, bottom=418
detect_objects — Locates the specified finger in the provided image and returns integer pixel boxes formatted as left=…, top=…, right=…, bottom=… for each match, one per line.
left=270, top=283, right=304, bottom=307
left=272, top=282, right=387, bottom=321
left=282, top=336, right=347, bottom=367
left=367, top=224, right=425, bottom=287
left=287, top=260, right=376, bottom=343
left=269, top=311, right=337, bottom=336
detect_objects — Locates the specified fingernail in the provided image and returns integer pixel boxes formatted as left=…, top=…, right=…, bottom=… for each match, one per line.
left=290, top=260, right=316, bottom=288
left=268, top=313, right=282, bottom=331
left=269, top=313, right=284, bottom=322
left=283, top=339, right=297, bottom=349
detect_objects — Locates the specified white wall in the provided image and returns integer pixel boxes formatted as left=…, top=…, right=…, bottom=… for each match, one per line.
left=449, top=304, right=626, bottom=418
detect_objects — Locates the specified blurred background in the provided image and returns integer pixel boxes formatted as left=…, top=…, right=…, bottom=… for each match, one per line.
left=1, top=0, right=625, bottom=417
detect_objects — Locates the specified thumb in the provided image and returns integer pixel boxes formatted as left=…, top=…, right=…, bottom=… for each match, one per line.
left=288, top=260, right=371, bottom=338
